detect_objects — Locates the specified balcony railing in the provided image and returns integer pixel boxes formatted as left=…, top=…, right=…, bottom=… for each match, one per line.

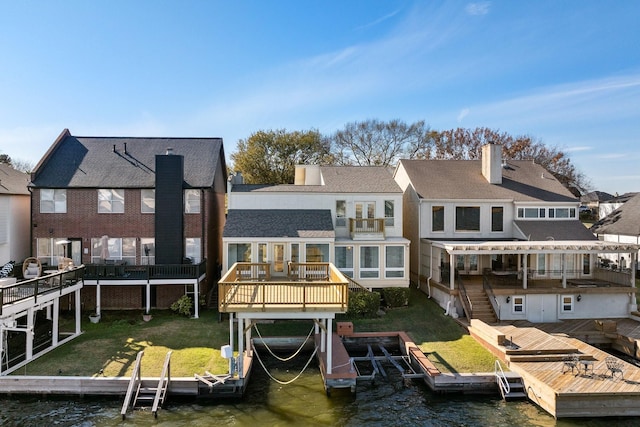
left=348, top=218, right=385, bottom=239
left=218, top=262, right=349, bottom=313
left=83, top=260, right=207, bottom=281
left=0, top=266, right=85, bottom=315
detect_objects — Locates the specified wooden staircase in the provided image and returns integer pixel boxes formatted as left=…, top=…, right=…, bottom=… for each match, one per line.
left=463, top=285, right=497, bottom=324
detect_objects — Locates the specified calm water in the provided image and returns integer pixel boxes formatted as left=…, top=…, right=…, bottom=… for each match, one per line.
left=1, top=359, right=638, bottom=426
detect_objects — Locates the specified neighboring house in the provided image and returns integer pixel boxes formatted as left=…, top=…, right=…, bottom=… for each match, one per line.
left=591, top=193, right=640, bottom=272
left=29, top=129, right=227, bottom=316
left=223, top=165, right=410, bottom=289
left=0, top=163, right=30, bottom=265
left=394, top=143, right=638, bottom=323
left=580, top=190, right=614, bottom=213
left=598, top=192, right=638, bottom=220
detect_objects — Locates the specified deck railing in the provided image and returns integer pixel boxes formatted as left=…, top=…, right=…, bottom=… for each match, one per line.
left=0, top=266, right=85, bottom=315
left=348, top=218, right=385, bottom=237
left=218, top=262, right=349, bottom=313
left=83, top=260, right=206, bottom=281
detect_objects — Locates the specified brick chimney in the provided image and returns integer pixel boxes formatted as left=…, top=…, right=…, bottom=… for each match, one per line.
left=481, top=143, right=503, bottom=184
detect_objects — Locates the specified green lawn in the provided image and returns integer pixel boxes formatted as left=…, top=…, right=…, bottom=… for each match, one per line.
left=18, top=288, right=496, bottom=377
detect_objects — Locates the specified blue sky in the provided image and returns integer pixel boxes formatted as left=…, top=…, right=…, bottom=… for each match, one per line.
left=1, top=1, right=638, bottom=195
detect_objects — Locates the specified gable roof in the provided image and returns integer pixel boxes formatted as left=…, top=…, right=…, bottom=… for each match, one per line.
left=224, top=209, right=335, bottom=238
left=590, top=193, right=640, bottom=236
left=232, top=166, right=401, bottom=194
left=0, top=164, right=30, bottom=195
left=31, top=129, right=226, bottom=188
left=580, top=190, right=614, bottom=203
left=515, top=220, right=597, bottom=241
left=397, top=159, right=577, bottom=202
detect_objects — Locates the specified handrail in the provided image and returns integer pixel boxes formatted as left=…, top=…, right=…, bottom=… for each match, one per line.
left=152, top=351, right=172, bottom=418
left=482, top=272, right=500, bottom=320
left=494, top=359, right=510, bottom=399
left=456, top=275, right=472, bottom=323
left=84, top=260, right=207, bottom=281
left=344, top=275, right=371, bottom=293
left=121, top=350, right=144, bottom=420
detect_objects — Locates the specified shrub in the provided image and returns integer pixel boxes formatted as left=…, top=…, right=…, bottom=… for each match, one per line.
left=382, top=287, right=409, bottom=308
left=347, top=291, right=381, bottom=318
left=171, top=295, right=193, bottom=317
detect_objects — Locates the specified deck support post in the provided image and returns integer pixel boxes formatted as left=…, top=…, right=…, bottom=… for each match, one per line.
left=75, top=289, right=81, bottom=335
left=561, top=254, right=567, bottom=288
left=245, top=317, right=251, bottom=354
left=522, top=256, right=528, bottom=289
left=229, top=311, right=234, bottom=358
left=52, top=298, right=59, bottom=347
left=326, top=317, right=333, bottom=375
left=237, top=317, right=244, bottom=378
left=193, top=280, right=199, bottom=319
left=96, top=283, right=101, bottom=317
left=320, top=319, right=326, bottom=353
left=449, top=253, right=455, bottom=290
left=145, top=283, right=151, bottom=315
left=25, top=307, right=34, bottom=360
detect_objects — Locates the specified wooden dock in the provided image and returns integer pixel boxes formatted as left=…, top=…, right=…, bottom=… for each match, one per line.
left=470, top=319, right=640, bottom=418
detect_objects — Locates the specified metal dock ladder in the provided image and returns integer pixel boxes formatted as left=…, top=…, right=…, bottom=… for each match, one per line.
left=495, top=360, right=527, bottom=401
left=121, top=350, right=173, bottom=419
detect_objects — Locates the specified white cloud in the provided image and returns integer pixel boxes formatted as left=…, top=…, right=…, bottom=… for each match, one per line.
left=465, top=2, right=491, bottom=16
left=457, top=108, right=470, bottom=122
left=564, top=146, right=592, bottom=153
left=355, top=9, right=401, bottom=32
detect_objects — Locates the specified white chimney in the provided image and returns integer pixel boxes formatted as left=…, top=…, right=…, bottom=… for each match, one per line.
left=481, top=143, right=502, bottom=184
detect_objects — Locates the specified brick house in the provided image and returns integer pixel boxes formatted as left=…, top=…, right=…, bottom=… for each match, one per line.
left=29, top=129, right=227, bottom=316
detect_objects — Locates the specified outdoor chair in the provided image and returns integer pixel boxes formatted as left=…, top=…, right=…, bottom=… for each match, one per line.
left=562, top=353, right=580, bottom=374
left=605, top=356, right=624, bottom=379
left=22, top=257, right=42, bottom=280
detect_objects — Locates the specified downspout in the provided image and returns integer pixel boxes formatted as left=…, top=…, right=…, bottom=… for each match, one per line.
left=427, top=244, right=433, bottom=298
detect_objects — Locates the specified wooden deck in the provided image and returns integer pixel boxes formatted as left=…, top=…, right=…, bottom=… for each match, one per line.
left=471, top=319, right=640, bottom=418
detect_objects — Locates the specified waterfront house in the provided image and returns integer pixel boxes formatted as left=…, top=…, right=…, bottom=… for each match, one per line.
left=0, top=163, right=30, bottom=265
left=591, top=192, right=640, bottom=272
left=393, top=143, right=638, bottom=323
left=223, top=165, right=410, bottom=289
left=28, top=129, right=227, bottom=317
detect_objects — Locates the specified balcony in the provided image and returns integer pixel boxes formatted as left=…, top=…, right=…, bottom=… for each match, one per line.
left=348, top=218, right=385, bottom=240
left=218, top=262, right=349, bottom=314
left=83, top=261, right=207, bottom=282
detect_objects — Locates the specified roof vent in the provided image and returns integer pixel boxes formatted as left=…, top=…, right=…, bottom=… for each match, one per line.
left=124, top=142, right=128, bottom=154
left=166, top=147, right=174, bottom=155
left=113, top=144, right=117, bottom=153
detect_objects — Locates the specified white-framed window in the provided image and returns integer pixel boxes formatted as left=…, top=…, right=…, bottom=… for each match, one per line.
left=306, top=243, right=329, bottom=262
left=517, top=207, right=546, bottom=219
left=141, top=189, right=155, bottom=213
left=37, top=237, right=66, bottom=266
left=561, top=295, right=574, bottom=313
left=432, top=206, right=444, bottom=232
left=141, top=238, right=155, bottom=265
left=98, top=189, right=124, bottom=213
left=185, top=238, right=201, bottom=263
left=258, top=243, right=267, bottom=263
left=40, top=189, right=67, bottom=213
left=512, top=296, right=525, bottom=313
left=184, top=189, right=201, bottom=214
left=290, top=243, right=299, bottom=263
left=335, top=246, right=354, bottom=278
left=385, top=246, right=404, bottom=278
left=549, top=207, right=576, bottom=219
left=228, top=243, right=251, bottom=268
left=384, top=200, right=394, bottom=227
left=335, top=200, right=346, bottom=227
left=455, top=206, right=480, bottom=231
left=91, top=237, right=136, bottom=264
left=360, top=246, right=379, bottom=279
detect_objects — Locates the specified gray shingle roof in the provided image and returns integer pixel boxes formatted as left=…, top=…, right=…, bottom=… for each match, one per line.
left=31, top=130, right=225, bottom=188
left=232, top=166, right=401, bottom=194
left=224, top=209, right=335, bottom=238
left=590, top=193, right=640, bottom=236
left=515, top=220, right=597, bottom=241
left=0, top=164, right=30, bottom=195
left=398, top=159, right=577, bottom=202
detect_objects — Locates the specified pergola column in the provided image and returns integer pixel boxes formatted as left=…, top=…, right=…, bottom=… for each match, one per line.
left=449, top=252, right=455, bottom=290
left=562, top=254, right=567, bottom=288
left=522, top=255, right=528, bottom=289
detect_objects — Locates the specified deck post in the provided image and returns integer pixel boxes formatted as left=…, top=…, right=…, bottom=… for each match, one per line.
left=320, top=319, right=326, bottom=353
left=145, top=283, right=151, bottom=315
left=75, top=289, right=81, bottom=334
left=229, top=312, right=234, bottom=358
left=193, top=280, right=199, bottom=319
left=245, top=317, right=251, bottom=353
left=96, top=283, right=101, bottom=317
left=449, top=253, right=455, bottom=290
left=561, top=254, right=567, bottom=288
left=52, top=298, right=59, bottom=347
left=26, top=307, right=34, bottom=360
left=522, top=256, right=528, bottom=289
left=237, top=317, right=244, bottom=378
left=326, top=318, right=333, bottom=375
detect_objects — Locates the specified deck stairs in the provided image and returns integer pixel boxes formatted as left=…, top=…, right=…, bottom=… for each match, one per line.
left=121, top=350, right=172, bottom=419
left=463, top=284, right=497, bottom=324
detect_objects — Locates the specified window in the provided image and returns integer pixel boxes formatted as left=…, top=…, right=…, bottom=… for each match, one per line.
left=335, top=246, right=354, bottom=278
left=561, top=295, right=574, bottom=312
left=512, top=296, right=524, bottom=313
left=40, top=189, right=67, bottom=213
left=185, top=238, right=201, bottom=263
left=290, top=243, right=299, bottom=263
left=384, top=200, right=394, bottom=227
left=258, top=243, right=267, bottom=263
left=90, top=237, right=135, bottom=264
left=455, top=255, right=465, bottom=271
left=141, top=189, right=155, bottom=213
left=185, top=189, right=201, bottom=214
left=537, top=254, right=546, bottom=275
left=491, top=207, right=503, bottom=232
left=141, top=238, right=155, bottom=265
left=360, top=246, right=379, bottom=278
left=469, top=254, right=478, bottom=272
left=432, top=206, right=444, bottom=232
left=517, top=208, right=546, bottom=219
left=98, top=189, right=124, bottom=213
left=37, top=238, right=65, bottom=266
left=335, top=200, right=346, bottom=227
left=583, top=254, right=591, bottom=275
left=306, top=243, right=329, bottom=262
left=455, top=206, right=480, bottom=231
left=385, top=246, right=404, bottom=278
left=228, top=243, right=251, bottom=268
